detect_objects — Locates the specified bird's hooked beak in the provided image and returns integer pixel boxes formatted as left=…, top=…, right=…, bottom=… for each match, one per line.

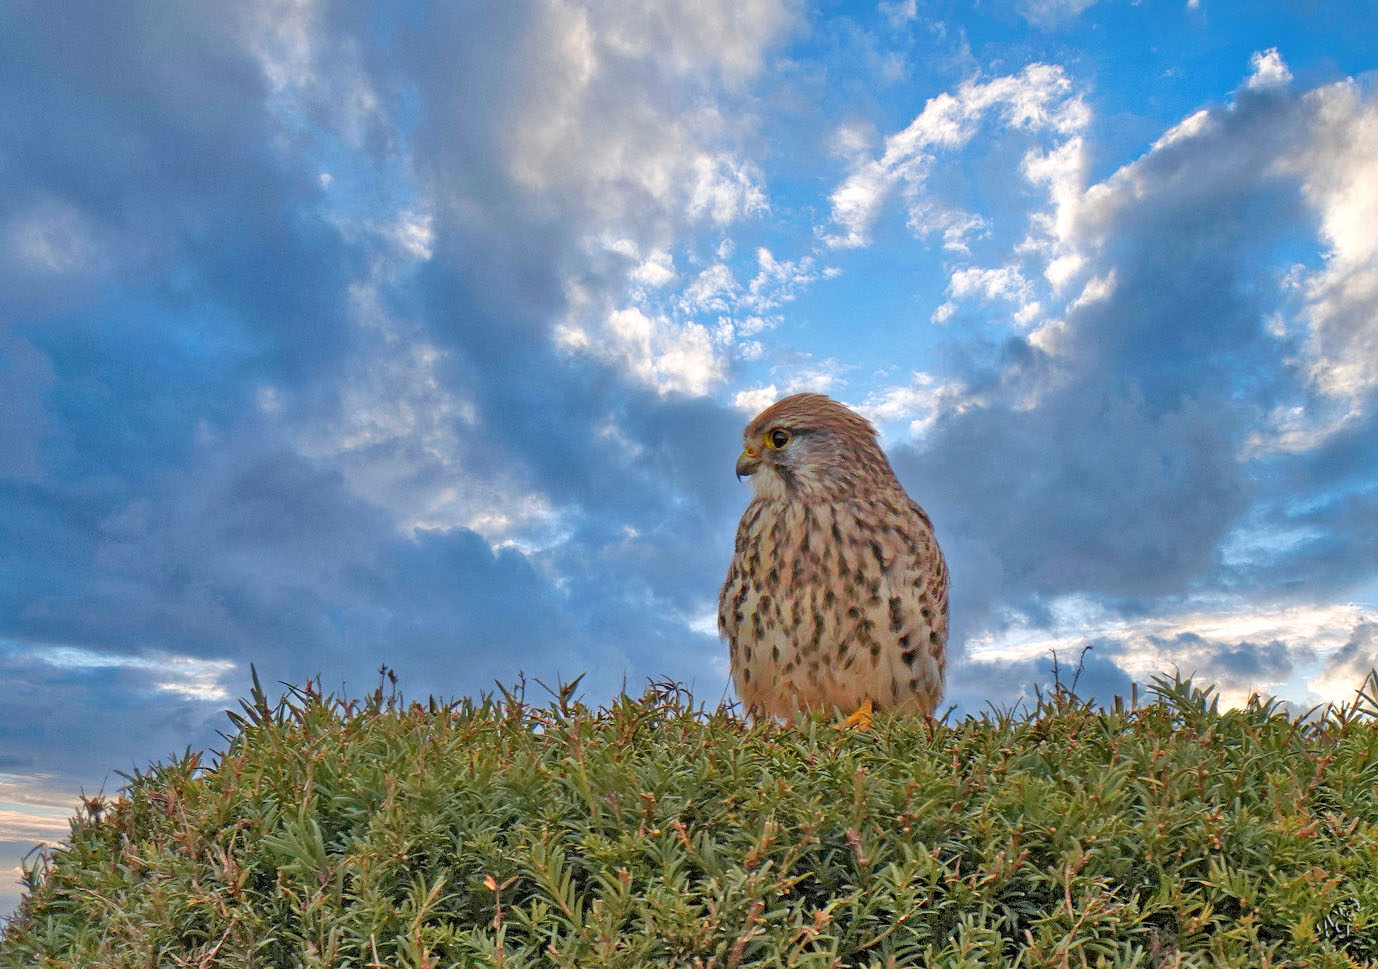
left=735, top=446, right=761, bottom=481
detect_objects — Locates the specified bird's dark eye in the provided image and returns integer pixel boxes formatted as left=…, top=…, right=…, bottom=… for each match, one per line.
left=766, top=428, right=791, bottom=450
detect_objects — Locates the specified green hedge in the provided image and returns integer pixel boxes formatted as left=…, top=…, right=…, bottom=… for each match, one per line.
left=5, top=670, right=1378, bottom=967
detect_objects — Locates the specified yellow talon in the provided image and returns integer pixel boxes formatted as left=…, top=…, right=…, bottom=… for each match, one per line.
left=839, top=697, right=874, bottom=731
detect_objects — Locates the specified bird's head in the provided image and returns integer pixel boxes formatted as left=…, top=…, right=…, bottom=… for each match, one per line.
left=735, top=393, right=891, bottom=501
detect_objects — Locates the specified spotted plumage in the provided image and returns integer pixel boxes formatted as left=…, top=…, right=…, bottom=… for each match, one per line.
left=719, top=393, right=948, bottom=721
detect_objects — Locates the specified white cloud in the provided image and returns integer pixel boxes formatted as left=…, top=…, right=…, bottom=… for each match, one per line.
left=282, top=279, right=575, bottom=546
left=829, top=120, right=878, bottom=165
left=1241, top=402, right=1365, bottom=458
left=952, top=264, right=1031, bottom=301
left=594, top=237, right=678, bottom=289
left=4, top=199, right=101, bottom=275
left=737, top=314, right=778, bottom=337
left=825, top=63, right=1089, bottom=249
left=1068, top=270, right=1116, bottom=310
left=248, top=0, right=319, bottom=92
left=593, top=0, right=799, bottom=85
left=686, top=154, right=770, bottom=226
left=1276, top=79, right=1378, bottom=411
left=1013, top=300, right=1042, bottom=327
left=561, top=244, right=827, bottom=407
left=878, top=0, right=918, bottom=28
left=861, top=373, right=982, bottom=439
left=572, top=306, right=726, bottom=397
left=4, top=640, right=236, bottom=702
left=933, top=265, right=1036, bottom=324
left=779, top=362, right=847, bottom=397
left=903, top=198, right=990, bottom=255
left=386, top=210, right=435, bottom=262
left=1152, top=108, right=1214, bottom=151
left=499, top=1, right=798, bottom=394
left=1021, top=135, right=1091, bottom=289
left=744, top=247, right=822, bottom=310
left=1016, top=0, right=1100, bottom=28
left=1027, top=316, right=1072, bottom=356
left=248, top=0, right=382, bottom=146
left=1246, top=47, right=1293, bottom=90
left=733, top=385, right=780, bottom=414
left=681, top=263, right=739, bottom=313
left=731, top=365, right=852, bottom=414
left=630, top=248, right=677, bottom=287
left=506, top=0, right=784, bottom=234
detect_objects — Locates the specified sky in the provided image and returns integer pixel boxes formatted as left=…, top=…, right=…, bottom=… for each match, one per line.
left=2, top=0, right=1377, bottom=918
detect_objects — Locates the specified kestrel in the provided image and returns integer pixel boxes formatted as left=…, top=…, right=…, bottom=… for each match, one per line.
left=719, top=393, right=948, bottom=726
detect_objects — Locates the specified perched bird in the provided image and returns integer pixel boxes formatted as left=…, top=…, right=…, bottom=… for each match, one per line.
left=719, top=393, right=948, bottom=727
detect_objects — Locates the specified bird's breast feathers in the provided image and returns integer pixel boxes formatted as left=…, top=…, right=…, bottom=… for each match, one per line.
left=720, top=496, right=947, bottom=718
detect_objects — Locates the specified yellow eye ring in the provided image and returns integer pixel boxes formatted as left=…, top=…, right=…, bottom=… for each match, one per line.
left=765, top=428, right=791, bottom=450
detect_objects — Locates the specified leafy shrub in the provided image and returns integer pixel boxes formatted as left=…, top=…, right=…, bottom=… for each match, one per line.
left=5, top=668, right=1378, bottom=968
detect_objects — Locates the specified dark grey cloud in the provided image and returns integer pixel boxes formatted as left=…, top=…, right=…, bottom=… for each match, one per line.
left=1227, top=488, right=1378, bottom=599
left=899, top=382, right=1248, bottom=611
left=0, top=0, right=759, bottom=824
left=2, top=409, right=729, bottom=700
left=0, top=2, right=358, bottom=413
left=0, top=657, right=221, bottom=788
left=2, top=3, right=306, bottom=314
left=0, top=335, right=51, bottom=480
left=1141, top=632, right=1307, bottom=683
left=890, top=80, right=1376, bottom=652
left=1320, top=622, right=1378, bottom=694
left=947, top=645, right=1137, bottom=715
